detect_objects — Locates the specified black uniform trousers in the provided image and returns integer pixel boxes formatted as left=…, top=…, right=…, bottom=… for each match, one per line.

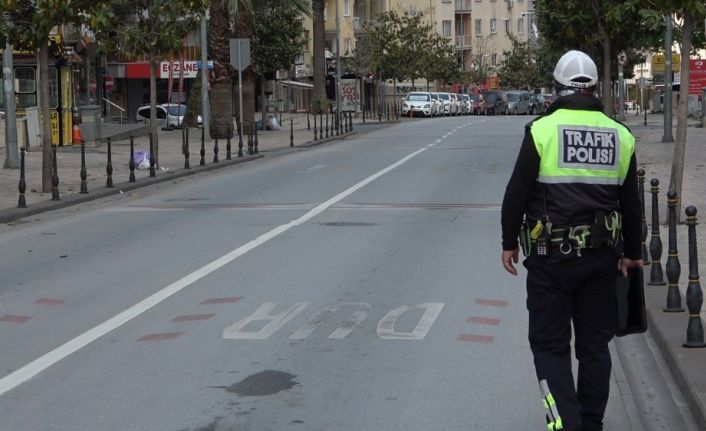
left=524, top=247, right=619, bottom=431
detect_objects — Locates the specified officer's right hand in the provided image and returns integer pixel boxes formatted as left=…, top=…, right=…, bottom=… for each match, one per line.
left=620, top=257, right=643, bottom=277
left=502, top=248, right=519, bottom=276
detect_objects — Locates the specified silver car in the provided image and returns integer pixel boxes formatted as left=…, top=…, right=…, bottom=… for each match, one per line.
left=505, top=90, right=531, bottom=115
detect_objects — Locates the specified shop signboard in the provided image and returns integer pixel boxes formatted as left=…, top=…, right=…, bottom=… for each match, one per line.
left=340, top=79, right=360, bottom=112
left=689, top=59, right=706, bottom=96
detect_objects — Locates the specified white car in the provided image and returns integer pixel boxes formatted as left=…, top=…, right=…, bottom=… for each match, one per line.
left=429, top=93, right=443, bottom=116
left=401, top=92, right=434, bottom=117
left=460, top=94, right=472, bottom=115
left=437, top=92, right=457, bottom=116
left=135, top=103, right=202, bottom=129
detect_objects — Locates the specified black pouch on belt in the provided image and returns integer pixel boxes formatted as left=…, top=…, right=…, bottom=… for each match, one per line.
left=590, top=211, right=611, bottom=248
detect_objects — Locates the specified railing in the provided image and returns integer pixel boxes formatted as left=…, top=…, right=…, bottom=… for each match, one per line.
left=104, top=99, right=126, bottom=124
left=455, top=0, right=472, bottom=11
left=455, top=35, right=472, bottom=48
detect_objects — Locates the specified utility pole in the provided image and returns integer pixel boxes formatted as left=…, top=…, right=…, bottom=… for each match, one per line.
left=335, top=0, right=341, bottom=126
left=3, top=13, right=19, bottom=169
left=200, top=9, right=210, bottom=132
left=662, top=14, right=674, bottom=143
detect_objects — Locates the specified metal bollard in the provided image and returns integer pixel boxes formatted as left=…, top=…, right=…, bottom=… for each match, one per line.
left=648, top=178, right=666, bottom=285
left=638, top=169, right=651, bottom=264
left=664, top=190, right=685, bottom=312
left=226, top=125, right=232, bottom=160
left=51, top=146, right=60, bottom=201
left=307, top=108, right=310, bottom=130
left=200, top=127, right=206, bottom=166
left=149, top=133, right=156, bottom=177
left=290, top=118, right=294, bottom=147
left=213, top=137, right=219, bottom=163
left=18, top=147, right=26, bottom=208
left=129, top=135, right=136, bottom=182
left=105, top=137, right=114, bottom=188
left=325, top=113, right=329, bottom=139
left=254, top=124, right=259, bottom=154
left=320, top=112, right=324, bottom=138
left=683, top=206, right=706, bottom=348
left=247, top=124, right=254, bottom=155
left=183, top=127, right=191, bottom=169
left=313, top=112, right=318, bottom=141
left=80, top=140, right=88, bottom=194
left=237, top=122, right=244, bottom=158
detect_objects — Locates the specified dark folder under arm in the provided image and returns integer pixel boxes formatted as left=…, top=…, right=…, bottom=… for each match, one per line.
left=616, top=266, right=647, bottom=337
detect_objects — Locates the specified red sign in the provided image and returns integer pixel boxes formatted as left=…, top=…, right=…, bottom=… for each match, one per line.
left=689, top=59, right=706, bottom=96
left=88, top=79, right=97, bottom=92
left=104, top=75, right=114, bottom=91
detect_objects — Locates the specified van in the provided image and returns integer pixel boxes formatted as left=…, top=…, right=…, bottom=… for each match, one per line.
left=505, top=90, right=531, bottom=115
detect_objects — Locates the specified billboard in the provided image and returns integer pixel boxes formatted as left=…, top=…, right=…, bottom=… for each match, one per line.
left=689, top=59, right=706, bottom=96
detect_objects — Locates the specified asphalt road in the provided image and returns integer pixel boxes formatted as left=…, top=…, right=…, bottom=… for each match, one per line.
left=0, top=115, right=697, bottom=430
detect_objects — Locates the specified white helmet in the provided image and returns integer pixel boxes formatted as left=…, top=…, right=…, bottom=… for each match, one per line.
left=553, top=50, right=598, bottom=89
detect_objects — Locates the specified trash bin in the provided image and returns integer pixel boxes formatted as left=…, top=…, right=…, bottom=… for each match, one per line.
left=79, top=105, right=102, bottom=147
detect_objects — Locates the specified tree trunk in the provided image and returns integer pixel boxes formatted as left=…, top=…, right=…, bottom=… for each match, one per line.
left=260, top=74, right=267, bottom=127
left=39, top=39, right=52, bottom=193
left=602, top=35, right=612, bottom=116
left=149, top=54, right=159, bottom=167
left=313, top=0, right=326, bottom=103
left=669, top=12, right=694, bottom=220
left=208, top=0, right=233, bottom=139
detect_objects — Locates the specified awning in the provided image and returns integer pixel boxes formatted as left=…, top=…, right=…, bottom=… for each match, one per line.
left=281, top=80, right=314, bottom=89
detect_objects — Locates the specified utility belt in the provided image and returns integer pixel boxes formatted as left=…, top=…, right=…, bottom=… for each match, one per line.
left=519, top=211, right=622, bottom=257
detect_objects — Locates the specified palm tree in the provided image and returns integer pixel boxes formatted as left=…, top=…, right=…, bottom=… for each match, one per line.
left=208, top=0, right=310, bottom=139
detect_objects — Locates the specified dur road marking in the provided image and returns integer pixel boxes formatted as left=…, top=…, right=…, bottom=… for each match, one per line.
left=0, top=143, right=430, bottom=398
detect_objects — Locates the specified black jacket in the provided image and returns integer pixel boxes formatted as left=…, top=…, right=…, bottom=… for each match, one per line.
left=501, top=94, right=642, bottom=260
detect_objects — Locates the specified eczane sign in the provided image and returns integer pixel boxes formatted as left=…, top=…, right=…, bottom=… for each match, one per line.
left=159, top=61, right=199, bottom=79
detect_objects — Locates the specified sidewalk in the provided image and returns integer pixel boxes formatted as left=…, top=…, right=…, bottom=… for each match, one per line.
left=0, top=111, right=397, bottom=223
left=622, top=111, right=706, bottom=429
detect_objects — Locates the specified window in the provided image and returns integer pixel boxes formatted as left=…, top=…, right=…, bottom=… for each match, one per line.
left=304, top=30, right=310, bottom=51
left=442, top=20, right=452, bottom=37
left=504, top=18, right=510, bottom=34
left=490, top=18, right=497, bottom=34
left=517, top=18, right=524, bottom=33
left=474, top=19, right=482, bottom=35
left=344, top=38, right=351, bottom=55
left=344, top=0, right=350, bottom=16
left=14, top=67, right=37, bottom=109
left=491, top=53, right=498, bottom=66
left=324, top=5, right=327, bottom=21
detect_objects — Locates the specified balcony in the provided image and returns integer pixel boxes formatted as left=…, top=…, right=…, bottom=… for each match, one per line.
left=455, top=35, right=472, bottom=49
left=455, top=0, right=472, bottom=12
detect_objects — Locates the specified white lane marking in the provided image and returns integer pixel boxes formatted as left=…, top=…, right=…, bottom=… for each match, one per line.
left=377, top=303, right=445, bottom=340
left=0, top=145, right=429, bottom=398
left=427, top=143, right=436, bottom=147
left=223, top=302, right=310, bottom=339
left=288, top=303, right=372, bottom=340
left=435, top=139, right=443, bottom=143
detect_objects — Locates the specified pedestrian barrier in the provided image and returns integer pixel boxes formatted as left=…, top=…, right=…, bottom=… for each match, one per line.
left=683, top=206, right=706, bottom=348
left=664, top=190, right=684, bottom=312
left=105, top=138, right=114, bottom=189
left=637, top=169, right=651, bottom=264
left=648, top=178, right=666, bottom=285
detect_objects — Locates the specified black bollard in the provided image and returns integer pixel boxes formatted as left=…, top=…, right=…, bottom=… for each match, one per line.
left=213, top=137, right=219, bottom=163
left=638, top=169, right=651, bottom=264
left=319, top=112, right=324, bottom=138
left=307, top=108, right=310, bottom=130
left=683, top=206, right=706, bottom=347
left=395, top=102, right=399, bottom=120
left=200, top=127, right=206, bottom=166
left=325, top=113, right=329, bottom=139
left=18, top=147, right=26, bottom=208
left=105, top=137, right=113, bottom=188
left=183, top=127, right=191, bottom=169
left=247, top=124, right=254, bottom=155
left=149, top=133, right=156, bottom=177
left=254, top=124, right=259, bottom=154
left=80, top=140, right=88, bottom=194
left=363, top=105, right=366, bottom=123
left=648, top=179, right=666, bottom=285
left=313, top=112, right=318, bottom=141
left=335, top=113, right=340, bottom=136
left=129, top=135, right=136, bottom=182
left=349, top=111, right=353, bottom=132
left=664, top=191, right=685, bottom=312
left=51, top=146, right=60, bottom=200
left=290, top=118, right=294, bottom=147
left=226, top=125, right=232, bottom=160
left=237, top=121, right=244, bottom=158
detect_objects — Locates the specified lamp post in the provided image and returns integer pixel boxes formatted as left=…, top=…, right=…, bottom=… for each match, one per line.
left=3, top=12, right=19, bottom=169
left=335, top=0, right=342, bottom=131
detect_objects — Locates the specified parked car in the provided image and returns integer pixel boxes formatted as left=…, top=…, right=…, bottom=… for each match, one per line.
left=543, top=94, right=556, bottom=109
left=505, top=90, right=531, bottom=115
left=429, top=92, right=443, bottom=116
left=469, top=94, right=485, bottom=115
left=437, top=92, right=457, bottom=116
left=449, top=93, right=461, bottom=115
left=529, top=93, right=545, bottom=115
left=135, top=103, right=202, bottom=129
left=401, top=92, right=434, bottom=117
left=481, top=90, right=507, bottom=115
left=459, top=94, right=472, bottom=115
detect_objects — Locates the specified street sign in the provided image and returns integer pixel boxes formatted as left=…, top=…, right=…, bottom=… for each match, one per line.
left=651, top=54, right=681, bottom=73
left=104, top=75, right=114, bottom=91
left=229, top=38, right=251, bottom=71
left=88, top=79, right=97, bottom=92
left=618, top=51, right=627, bottom=65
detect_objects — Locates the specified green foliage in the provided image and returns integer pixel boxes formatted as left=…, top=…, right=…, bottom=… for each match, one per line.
left=498, top=35, right=541, bottom=89
left=87, top=0, right=206, bottom=61
left=357, top=11, right=460, bottom=86
left=0, top=0, right=89, bottom=48
left=252, top=3, right=306, bottom=75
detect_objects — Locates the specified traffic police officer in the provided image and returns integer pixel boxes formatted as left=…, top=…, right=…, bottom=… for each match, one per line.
left=500, top=50, right=643, bottom=431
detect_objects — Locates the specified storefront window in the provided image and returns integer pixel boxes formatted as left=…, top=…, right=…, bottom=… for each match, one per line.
left=14, top=67, right=36, bottom=109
